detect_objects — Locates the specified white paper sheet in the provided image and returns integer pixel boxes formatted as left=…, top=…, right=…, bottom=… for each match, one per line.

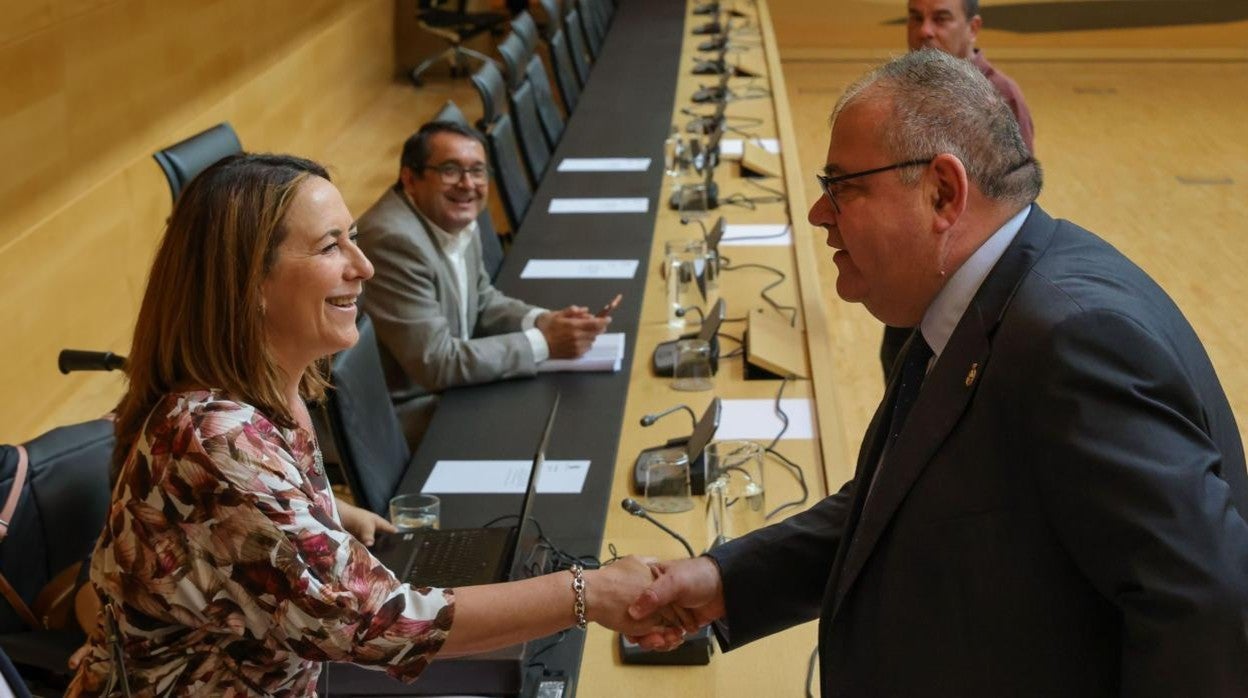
left=557, top=158, right=652, bottom=172
left=548, top=197, right=649, bottom=214
left=720, top=223, right=792, bottom=247
left=538, top=332, right=625, bottom=372
left=520, top=259, right=640, bottom=279
left=717, top=398, right=815, bottom=441
left=422, top=459, right=591, bottom=494
left=719, top=138, right=780, bottom=159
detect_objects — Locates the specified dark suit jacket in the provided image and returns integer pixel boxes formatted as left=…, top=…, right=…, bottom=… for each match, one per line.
left=357, top=187, right=539, bottom=444
left=709, top=206, right=1248, bottom=696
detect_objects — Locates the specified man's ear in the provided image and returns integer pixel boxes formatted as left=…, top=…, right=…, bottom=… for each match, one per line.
left=968, top=14, right=982, bottom=42
left=398, top=166, right=418, bottom=193
left=929, top=153, right=968, bottom=233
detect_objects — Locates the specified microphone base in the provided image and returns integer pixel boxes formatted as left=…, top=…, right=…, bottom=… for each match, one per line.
left=618, top=626, right=715, bottom=665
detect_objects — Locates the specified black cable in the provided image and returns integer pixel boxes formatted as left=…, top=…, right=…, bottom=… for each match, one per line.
left=526, top=629, right=569, bottom=671
left=716, top=332, right=743, bottom=346
left=767, top=375, right=791, bottom=451
left=481, top=514, right=603, bottom=574
left=720, top=261, right=799, bottom=326
left=763, top=376, right=810, bottom=519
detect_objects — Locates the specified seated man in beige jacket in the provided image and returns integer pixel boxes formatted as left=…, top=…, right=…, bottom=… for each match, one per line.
left=357, top=121, right=609, bottom=445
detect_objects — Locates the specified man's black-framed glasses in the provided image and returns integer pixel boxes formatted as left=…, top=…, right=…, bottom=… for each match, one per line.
left=815, top=158, right=933, bottom=213
left=426, top=163, right=489, bottom=185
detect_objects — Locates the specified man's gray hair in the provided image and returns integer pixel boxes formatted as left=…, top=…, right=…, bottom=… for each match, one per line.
left=834, top=49, right=1041, bottom=204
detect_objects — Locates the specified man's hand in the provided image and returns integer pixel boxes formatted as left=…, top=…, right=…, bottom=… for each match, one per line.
left=536, top=306, right=610, bottom=358
left=336, top=497, right=397, bottom=547
left=626, top=556, right=726, bottom=651
left=584, top=556, right=679, bottom=642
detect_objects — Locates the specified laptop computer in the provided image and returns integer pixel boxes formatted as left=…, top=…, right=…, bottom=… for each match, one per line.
left=377, top=394, right=559, bottom=589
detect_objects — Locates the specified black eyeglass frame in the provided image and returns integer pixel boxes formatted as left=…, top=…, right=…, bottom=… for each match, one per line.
left=425, top=162, right=491, bottom=185
left=815, top=158, right=933, bottom=213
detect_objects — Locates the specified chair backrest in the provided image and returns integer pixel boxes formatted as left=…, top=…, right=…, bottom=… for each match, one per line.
left=431, top=101, right=506, bottom=277
left=0, top=420, right=113, bottom=633
left=326, top=314, right=411, bottom=515
left=471, top=60, right=510, bottom=125
left=575, top=0, right=604, bottom=58
left=511, top=11, right=540, bottom=56
left=537, top=0, right=562, bottom=38
left=434, top=99, right=473, bottom=129
left=564, top=8, right=592, bottom=84
left=498, top=31, right=530, bottom=90
left=546, top=29, right=581, bottom=112
left=152, top=123, right=243, bottom=202
left=525, top=55, right=566, bottom=147
left=484, top=116, right=534, bottom=230
left=510, top=81, right=552, bottom=182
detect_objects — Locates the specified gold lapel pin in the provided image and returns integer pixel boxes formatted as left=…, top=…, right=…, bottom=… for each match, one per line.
left=965, top=362, right=979, bottom=387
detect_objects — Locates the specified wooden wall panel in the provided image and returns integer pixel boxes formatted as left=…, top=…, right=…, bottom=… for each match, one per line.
left=1, top=0, right=397, bottom=443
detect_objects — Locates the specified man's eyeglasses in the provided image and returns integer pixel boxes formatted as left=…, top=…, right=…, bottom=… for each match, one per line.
left=815, top=158, right=933, bottom=213
left=426, top=163, right=489, bottom=185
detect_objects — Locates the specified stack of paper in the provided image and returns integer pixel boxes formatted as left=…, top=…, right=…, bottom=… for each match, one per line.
left=537, top=332, right=626, bottom=373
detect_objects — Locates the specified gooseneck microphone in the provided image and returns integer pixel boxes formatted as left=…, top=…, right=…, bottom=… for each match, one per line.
left=674, top=305, right=706, bottom=323
left=640, top=404, right=698, bottom=430
left=621, top=498, right=696, bottom=558
left=58, top=349, right=127, bottom=374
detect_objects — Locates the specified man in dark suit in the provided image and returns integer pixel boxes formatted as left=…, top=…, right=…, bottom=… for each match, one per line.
left=880, top=0, right=1039, bottom=379
left=627, top=50, right=1248, bottom=696
left=358, top=122, right=610, bottom=445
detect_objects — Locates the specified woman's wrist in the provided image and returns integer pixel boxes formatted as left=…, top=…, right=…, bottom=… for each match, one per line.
left=568, top=565, right=588, bottom=629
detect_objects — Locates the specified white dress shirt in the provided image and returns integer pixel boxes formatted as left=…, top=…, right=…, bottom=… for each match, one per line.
left=418, top=205, right=550, bottom=362
left=919, top=204, right=1031, bottom=362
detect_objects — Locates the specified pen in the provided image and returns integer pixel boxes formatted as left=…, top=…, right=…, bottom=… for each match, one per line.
left=596, top=294, right=623, bottom=318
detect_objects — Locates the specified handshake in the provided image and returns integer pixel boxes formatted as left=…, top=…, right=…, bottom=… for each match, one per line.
left=584, top=555, right=726, bottom=651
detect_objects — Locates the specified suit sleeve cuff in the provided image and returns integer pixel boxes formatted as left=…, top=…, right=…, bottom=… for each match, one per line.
left=524, top=327, right=550, bottom=363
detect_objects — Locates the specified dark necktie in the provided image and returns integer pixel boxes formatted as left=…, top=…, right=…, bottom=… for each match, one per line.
left=886, top=332, right=934, bottom=447
left=861, top=332, right=934, bottom=509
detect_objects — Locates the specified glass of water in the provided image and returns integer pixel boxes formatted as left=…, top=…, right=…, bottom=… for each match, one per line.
left=704, top=440, right=765, bottom=542
left=665, top=238, right=707, bottom=328
left=388, top=493, right=441, bottom=531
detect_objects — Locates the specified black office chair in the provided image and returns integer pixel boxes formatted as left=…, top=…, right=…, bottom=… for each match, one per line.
left=499, top=33, right=566, bottom=149
left=432, top=100, right=507, bottom=280
left=0, top=419, right=114, bottom=688
left=409, top=0, right=509, bottom=87
left=152, top=122, right=242, bottom=201
left=494, top=35, right=553, bottom=181
left=324, top=314, right=412, bottom=516
left=563, top=7, right=593, bottom=85
left=537, top=0, right=582, bottom=113
left=574, top=0, right=605, bottom=59
left=510, top=11, right=540, bottom=57
left=471, top=64, right=536, bottom=229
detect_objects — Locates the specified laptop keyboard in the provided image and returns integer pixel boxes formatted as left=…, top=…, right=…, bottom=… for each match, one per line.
left=407, top=529, right=497, bottom=588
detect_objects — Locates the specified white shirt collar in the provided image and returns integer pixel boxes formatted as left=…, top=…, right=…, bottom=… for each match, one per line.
left=920, top=204, right=1031, bottom=359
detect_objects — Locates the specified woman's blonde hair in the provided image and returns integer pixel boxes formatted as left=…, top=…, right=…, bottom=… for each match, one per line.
left=113, top=153, right=331, bottom=480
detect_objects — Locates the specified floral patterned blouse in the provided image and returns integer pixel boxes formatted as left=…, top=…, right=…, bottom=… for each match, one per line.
left=67, top=390, right=454, bottom=696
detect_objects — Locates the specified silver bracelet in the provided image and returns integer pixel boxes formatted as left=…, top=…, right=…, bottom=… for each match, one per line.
left=570, top=564, right=587, bottom=630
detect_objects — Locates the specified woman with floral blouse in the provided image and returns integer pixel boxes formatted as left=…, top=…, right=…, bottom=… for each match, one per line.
left=67, top=154, right=661, bottom=696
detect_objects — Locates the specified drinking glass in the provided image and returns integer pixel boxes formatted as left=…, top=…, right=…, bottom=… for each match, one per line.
left=642, top=449, right=693, bottom=513
left=388, top=493, right=441, bottom=531
left=666, top=238, right=707, bottom=328
left=705, top=440, right=765, bottom=540
left=672, top=339, right=714, bottom=391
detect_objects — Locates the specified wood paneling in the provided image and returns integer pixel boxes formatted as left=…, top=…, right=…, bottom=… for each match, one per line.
left=1, top=0, right=398, bottom=443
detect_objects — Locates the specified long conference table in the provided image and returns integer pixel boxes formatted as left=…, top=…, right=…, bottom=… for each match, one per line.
left=334, top=0, right=846, bottom=693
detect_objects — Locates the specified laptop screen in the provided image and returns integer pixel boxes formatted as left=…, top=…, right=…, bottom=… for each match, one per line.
left=506, top=393, right=560, bottom=580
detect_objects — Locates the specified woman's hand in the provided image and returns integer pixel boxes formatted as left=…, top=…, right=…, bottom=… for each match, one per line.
left=335, top=497, right=397, bottom=547
left=584, top=556, right=679, bottom=640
